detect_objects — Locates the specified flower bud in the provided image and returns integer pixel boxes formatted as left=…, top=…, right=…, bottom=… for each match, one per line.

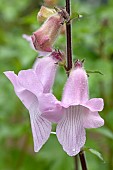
left=51, top=50, right=65, bottom=63
left=37, top=6, right=56, bottom=22
left=74, top=59, right=84, bottom=69
left=31, top=12, right=64, bottom=52
left=44, top=0, right=58, bottom=6
left=37, top=6, right=66, bottom=34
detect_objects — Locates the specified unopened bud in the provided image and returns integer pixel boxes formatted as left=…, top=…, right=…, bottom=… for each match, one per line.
left=37, top=6, right=56, bottom=22
left=31, top=12, right=65, bottom=52
left=44, top=0, right=58, bottom=6
left=74, top=59, right=84, bottom=68
left=51, top=50, right=66, bottom=65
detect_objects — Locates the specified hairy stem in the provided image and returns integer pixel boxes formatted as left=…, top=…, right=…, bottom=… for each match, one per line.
left=79, top=150, right=88, bottom=170
left=66, top=0, right=72, bottom=72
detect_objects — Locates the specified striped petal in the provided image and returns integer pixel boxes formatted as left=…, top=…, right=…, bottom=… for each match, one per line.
left=56, top=106, right=86, bottom=156
left=29, top=99, right=52, bottom=152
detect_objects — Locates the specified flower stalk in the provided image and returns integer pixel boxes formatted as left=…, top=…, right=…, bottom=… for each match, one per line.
left=79, top=150, right=88, bottom=170
left=65, top=1, right=87, bottom=170
left=66, top=0, right=72, bottom=72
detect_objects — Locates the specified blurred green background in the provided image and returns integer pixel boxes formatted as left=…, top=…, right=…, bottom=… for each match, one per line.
left=0, top=0, right=113, bottom=169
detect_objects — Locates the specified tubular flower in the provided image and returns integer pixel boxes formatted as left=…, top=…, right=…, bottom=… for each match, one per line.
left=4, top=51, right=63, bottom=152
left=31, top=12, right=65, bottom=52
left=42, top=60, right=104, bottom=156
left=37, top=6, right=66, bottom=34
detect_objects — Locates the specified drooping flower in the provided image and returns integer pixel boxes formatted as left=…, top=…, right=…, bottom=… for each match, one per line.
left=4, top=51, right=63, bottom=152
left=23, top=7, right=69, bottom=54
left=31, top=12, right=64, bottom=52
left=23, top=12, right=64, bottom=55
left=37, top=6, right=66, bottom=34
left=41, top=60, right=104, bottom=156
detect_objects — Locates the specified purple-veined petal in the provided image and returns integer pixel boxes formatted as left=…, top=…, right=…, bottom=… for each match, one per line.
left=62, top=68, right=89, bottom=106
left=35, top=56, right=57, bottom=93
left=18, top=69, right=43, bottom=96
left=38, top=93, right=63, bottom=123
left=29, top=99, right=52, bottom=152
left=56, top=106, right=86, bottom=156
left=83, top=107, right=104, bottom=128
left=84, top=98, right=104, bottom=112
left=4, top=71, right=38, bottom=109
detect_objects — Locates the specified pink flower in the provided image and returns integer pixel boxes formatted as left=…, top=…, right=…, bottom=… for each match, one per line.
left=41, top=60, right=104, bottom=156
left=4, top=51, right=63, bottom=152
left=23, top=12, right=64, bottom=54
left=31, top=12, right=64, bottom=52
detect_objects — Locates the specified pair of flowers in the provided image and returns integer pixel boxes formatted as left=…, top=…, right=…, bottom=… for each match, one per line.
left=4, top=9, right=104, bottom=156
left=4, top=54, right=104, bottom=156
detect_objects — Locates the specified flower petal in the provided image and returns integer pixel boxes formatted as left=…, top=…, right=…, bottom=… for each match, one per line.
left=35, top=56, right=57, bottom=93
left=38, top=93, right=63, bottom=123
left=4, top=71, right=37, bottom=109
left=62, top=68, right=89, bottom=106
left=4, top=71, right=22, bottom=91
left=84, top=98, right=104, bottom=112
left=29, top=99, right=52, bottom=152
left=18, top=69, right=43, bottom=96
left=22, top=34, right=36, bottom=51
left=56, top=106, right=86, bottom=156
left=83, top=108, right=104, bottom=128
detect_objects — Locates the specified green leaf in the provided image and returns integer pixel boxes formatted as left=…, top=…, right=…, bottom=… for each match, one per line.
left=70, top=12, right=83, bottom=20
left=84, top=148, right=104, bottom=162
left=70, top=12, right=90, bottom=20
left=86, top=70, right=103, bottom=75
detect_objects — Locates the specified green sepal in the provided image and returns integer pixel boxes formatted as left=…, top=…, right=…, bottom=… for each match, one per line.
left=83, top=147, right=105, bottom=162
